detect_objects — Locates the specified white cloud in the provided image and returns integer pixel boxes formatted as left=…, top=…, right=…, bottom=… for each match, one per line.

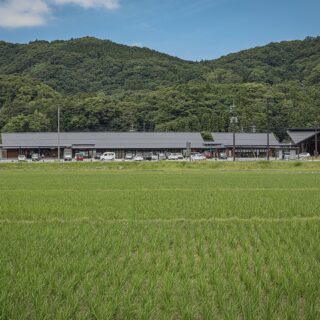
left=0, top=0, right=50, bottom=28
left=0, top=0, right=120, bottom=28
left=53, top=0, right=120, bottom=10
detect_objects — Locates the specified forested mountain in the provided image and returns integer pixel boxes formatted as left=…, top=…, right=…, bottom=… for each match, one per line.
left=0, top=37, right=206, bottom=94
left=202, top=37, right=320, bottom=85
left=0, top=36, right=320, bottom=140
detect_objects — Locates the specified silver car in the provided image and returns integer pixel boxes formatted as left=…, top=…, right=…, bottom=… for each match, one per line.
left=151, top=154, right=158, bottom=161
left=133, top=154, right=144, bottom=161
left=125, top=153, right=133, bottom=160
left=158, top=153, right=167, bottom=160
left=31, top=153, right=40, bottom=161
left=299, top=152, right=311, bottom=160
left=18, top=155, right=27, bottom=162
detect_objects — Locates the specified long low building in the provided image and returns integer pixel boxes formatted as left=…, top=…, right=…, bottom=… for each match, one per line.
left=1, top=132, right=206, bottom=159
left=211, top=132, right=283, bottom=158
left=0, top=131, right=286, bottom=159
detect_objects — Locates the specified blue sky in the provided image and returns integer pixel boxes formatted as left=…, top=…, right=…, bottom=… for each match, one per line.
left=0, top=0, right=319, bottom=61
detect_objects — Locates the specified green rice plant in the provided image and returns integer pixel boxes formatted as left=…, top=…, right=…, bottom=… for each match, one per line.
left=0, top=166, right=319, bottom=319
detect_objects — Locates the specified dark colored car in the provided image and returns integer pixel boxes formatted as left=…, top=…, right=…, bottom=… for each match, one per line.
left=203, top=151, right=213, bottom=159
left=143, top=153, right=152, bottom=161
left=94, top=152, right=101, bottom=160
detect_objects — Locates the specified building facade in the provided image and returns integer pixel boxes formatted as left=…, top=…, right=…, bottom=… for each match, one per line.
left=0, top=131, right=285, bottom=159
left=287, top=128, right=320, bottom=155
left=211, top=132, right=283, bottom=158
left=1, top=132, right=207, bottom=159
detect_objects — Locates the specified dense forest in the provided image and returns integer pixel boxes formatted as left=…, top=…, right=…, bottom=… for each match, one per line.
left=0, top=36, right=320, bottom=140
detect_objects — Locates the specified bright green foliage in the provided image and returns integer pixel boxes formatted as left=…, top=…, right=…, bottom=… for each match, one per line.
left=3, top=110, right=51, bottom=132
left=0, top=164, right=320, bottom=319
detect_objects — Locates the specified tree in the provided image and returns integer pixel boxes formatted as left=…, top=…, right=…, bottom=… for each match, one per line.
left=2, top=111, right=50, bottom=132
left=248, top=68, right=267, bottom=83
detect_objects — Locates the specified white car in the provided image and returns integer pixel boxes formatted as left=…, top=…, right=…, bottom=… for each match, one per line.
left=31, top=153, right=40, bottom=161
left=284, top=152, right=298, bottom=161
left=168, top=153, right=182, bottom=160
left=125, top=153, right=133, bottom=160
left=191, top=153, right=206, bottom=161
left=133, top=154, right=144, bottom=161
left=64, top=154, right=72, bottom=161
left=168, top=153, right=178, bottom=160
left=100, top=152, right=116, bottom=161
left=18, top=155, right=27, bottom=161
left=299, top=152, right=311, bottom=160
left=151, top=154, right=158, bottom=161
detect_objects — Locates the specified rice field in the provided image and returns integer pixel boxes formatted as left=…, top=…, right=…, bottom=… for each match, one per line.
left=1, top=162, right=320, bottom=319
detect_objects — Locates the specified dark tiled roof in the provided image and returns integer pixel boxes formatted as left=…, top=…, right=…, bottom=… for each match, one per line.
left=212, top=132, right=280, bottom=147
left=1, top=132, right=205, bottom=149
left=287, top=129, right=317, bottom=144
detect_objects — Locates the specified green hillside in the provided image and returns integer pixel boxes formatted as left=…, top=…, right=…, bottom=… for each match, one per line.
left=0, top=36, right=320, bottom=139
left=202, top=37, right=320, bottom=85
left=0, top=37, right=206, bottom=94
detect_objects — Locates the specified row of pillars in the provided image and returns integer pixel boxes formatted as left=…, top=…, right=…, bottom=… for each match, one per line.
left=232, top=132, right=271, bottom=161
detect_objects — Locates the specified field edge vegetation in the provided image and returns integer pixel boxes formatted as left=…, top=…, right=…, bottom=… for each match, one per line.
left=1, top=160, right=320, bottom=171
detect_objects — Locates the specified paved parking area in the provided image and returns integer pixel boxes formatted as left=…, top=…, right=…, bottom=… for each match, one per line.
left=0, top=157, right=317, bottom=163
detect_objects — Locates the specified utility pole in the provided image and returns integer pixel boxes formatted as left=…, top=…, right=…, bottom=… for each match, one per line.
left=266, top=99, right=270, bottom=161
left=233, top=131, right=236, bottom=161
left=230, top=101, right=238, bottom=162
left=186, top=142, right=191, bottom=161
left=58, top=106, right=60, bottom=161
left=267, top=130, right=270, bottom=161
left=315, top=126, right=318, bottom=158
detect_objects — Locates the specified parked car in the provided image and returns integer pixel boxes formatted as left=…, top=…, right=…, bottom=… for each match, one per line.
left=219, top=152, right=228, bottom=160
left=143, top=153, right=152, bottom=161
left=168, top=153, right=184, bottom=160
left=75, top=153, right=84, bottom=161
left=284, top=152, right=298, bottom=161
left=18, top=155, right=27, bottom=162
left=191, top=153, right=206, bottom=161
left=158, top=153, right=167, bottom=160
left=299, top=152, right=311, bottom=160
left=100, top=152, right=116, bottom=161
left=31, top=153, right=40, bottom=161
left=133, top=154, right=144, bottom=161
left=94, top=152, right=101, bottom=160
left=151, top=154, right=159, bottom=161
left=168, top=153, right=179, bottom=160
left=203, top=151, right=213, bottom=159
left=125, top=153, right=133, bottom=160
left=64, top=154, right=72, bottom=161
